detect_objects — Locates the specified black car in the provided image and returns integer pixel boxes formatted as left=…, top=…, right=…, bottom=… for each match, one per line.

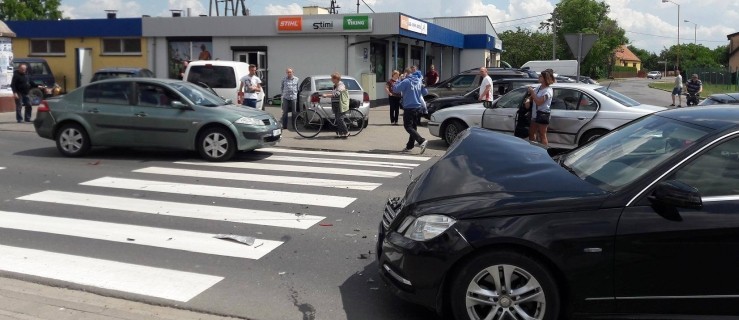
left=698, top=93, right=739, bottom=106
left=425, top=78, right=539, bottom=118
left=91, top=67, right=155, bottom=82
left=13, top=57, right=59, bottom=104
left=426, top=68, right=529, bottom=100
left=378, top=106, right=739, bottom=320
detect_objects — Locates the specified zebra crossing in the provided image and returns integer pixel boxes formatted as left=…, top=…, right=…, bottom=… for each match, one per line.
left=0, top=148, right=431, bottom=302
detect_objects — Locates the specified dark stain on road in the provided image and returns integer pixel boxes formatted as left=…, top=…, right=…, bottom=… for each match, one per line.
left=289, top=287, right=316, bottom=320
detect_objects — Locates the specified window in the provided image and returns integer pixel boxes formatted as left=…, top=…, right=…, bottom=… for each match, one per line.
left=299, top=78, right=311, bottom=92
left=102, top=38, right=141, bottom=54
left=186, top=65, right=236, bottom=89
left=83, top=82, right=132, bottom=105
left=670, top=137, right=739, bottom=197
left=167, top=39, right=213, bottom=79
left=30, top=39, right=65, bottom=55
left=315, top=79, right=362, bottom=91
left=449, top=75, right=477, bottom=87
left=136, top=83, right=182, bottom=107
left=551, top=89, right=596, bottom=111
left=370, top=42, right=387, bottom=82
left=495, top=88, right=527, bottom=109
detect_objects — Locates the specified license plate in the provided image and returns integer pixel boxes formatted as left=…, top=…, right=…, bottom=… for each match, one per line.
left=273, top=128, right=281, bottom=136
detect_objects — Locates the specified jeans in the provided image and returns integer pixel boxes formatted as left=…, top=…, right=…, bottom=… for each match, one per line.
left=15, top=95, right=32, bottom=122
left=281, top=99, right=296, bottom=129
left=335, top=110, right=348, bottom=135
left=389, top=97, right=401, bottom=123
left=243, top=98, right=257, bottom=108
left=403, top=108, right=425, bottom=149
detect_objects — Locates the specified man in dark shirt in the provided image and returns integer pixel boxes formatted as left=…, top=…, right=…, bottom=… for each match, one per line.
left=425, top=64, right=439, bottom=86
left=11, top=63, right=33, bottom=123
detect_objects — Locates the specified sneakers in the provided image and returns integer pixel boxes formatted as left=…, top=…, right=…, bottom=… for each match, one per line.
left=669, top=104, right=675, bottom=106
left=419, top=140, right=428, bottom=154
left=676, top=105, right=682, bottom=108
left=401, top=148, right=412, bottom=153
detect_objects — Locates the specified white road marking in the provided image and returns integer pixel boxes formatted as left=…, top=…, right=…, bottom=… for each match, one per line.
left=18, top=191, right=324, bottom=230
left=258, top=147, right=432, bottom=161
left=0, top=244, right=223, bottom=302
left=82, top=177, right=356, bottom=208
left=0, top=211, right=283, bottom=260
left=244, top=155, right=419, bottom=169
left=0, top=167, right=5, bottom=170
left=175, top=161, right=402, bottom=178
left=133, top=167, right=381, bottom=191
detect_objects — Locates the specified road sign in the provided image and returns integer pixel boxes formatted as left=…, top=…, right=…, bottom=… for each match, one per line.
left=564, top=33, right=598, bottom=82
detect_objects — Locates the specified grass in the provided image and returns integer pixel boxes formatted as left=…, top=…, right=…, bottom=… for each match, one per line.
left=649, top=81, right=739, bottom=96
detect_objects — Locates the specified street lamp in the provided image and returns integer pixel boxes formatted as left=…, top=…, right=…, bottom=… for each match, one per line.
left=684, top=19, right=697, bottom=45
left=662, top=0, right=680, bottom=68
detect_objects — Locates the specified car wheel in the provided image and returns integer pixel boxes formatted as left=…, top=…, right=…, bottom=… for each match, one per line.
left=450, top=251, right=560, bottom=320
left=579, top=129, right=608, bottom=146
left=197, top=127, right=236, bottom=162
left=443, top=120, right=467, bottom=146
left=55, top=123, right=91, bottom=157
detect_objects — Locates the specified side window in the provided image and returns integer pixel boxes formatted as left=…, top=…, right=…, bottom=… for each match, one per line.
left=299, top=78, right=311, bottom=93
left=669, top=137, right=739, bottom=197
left=84, top=82, right=131, bottom=105
left=578, top=94, right=598, bottom=111
left=552, top=88, right=581, bottom=110
left=450, top=75, right=476, bottom=87
left=136, top=83, right=182, bottom=107
left=496, top=88, right=527, bottom=109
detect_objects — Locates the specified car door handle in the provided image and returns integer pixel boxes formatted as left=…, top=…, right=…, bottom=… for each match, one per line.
left=135, top=112, right=147, bottom=117
left=87, top=108, right=99, bottom=114
left=578, top=117, right=587, bottom=120
left=507, top=115, right=514, bottom=118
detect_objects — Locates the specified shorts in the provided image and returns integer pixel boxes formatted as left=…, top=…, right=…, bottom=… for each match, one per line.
left=671, top=87, right=682, bottom=96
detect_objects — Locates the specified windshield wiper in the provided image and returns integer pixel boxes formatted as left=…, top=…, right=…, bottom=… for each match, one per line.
left=558, top=156, right=579, bottom=177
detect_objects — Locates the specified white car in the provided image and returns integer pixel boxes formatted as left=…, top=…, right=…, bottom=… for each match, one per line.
left=647, top=71, right=662, bottom=79
left=428, top=102, right=487, bottom=145
left=184, top=60, right=265, bottom=110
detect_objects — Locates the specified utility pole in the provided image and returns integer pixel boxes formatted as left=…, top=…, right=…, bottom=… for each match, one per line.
left=552, top=24, right=557, bottom=60
left=357, top=0, right=360, bottom=13
left=329, top=0, right=340, bottom=14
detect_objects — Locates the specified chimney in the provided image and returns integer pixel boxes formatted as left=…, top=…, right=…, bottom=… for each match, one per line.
left=186, top=8, right=192, bottom=17
left=171, top=10, right=183, bottom=17
left=105, top=10, right=117, bottom=19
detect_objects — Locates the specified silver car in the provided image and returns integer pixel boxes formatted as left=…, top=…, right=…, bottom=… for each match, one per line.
left=297, top=75, right=370, bottom=123
left=481, top=83, right=666, bottom=149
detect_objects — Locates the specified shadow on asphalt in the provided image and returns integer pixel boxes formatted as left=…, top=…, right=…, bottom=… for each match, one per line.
left=13, top=146, right=201, bottom=162
left=339, top=260, right=442, bottom=320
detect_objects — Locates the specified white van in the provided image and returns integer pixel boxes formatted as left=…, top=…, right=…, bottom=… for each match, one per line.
left=184, top=60, right=265, bottom=110
left=520, top=60, right=578, bottom=76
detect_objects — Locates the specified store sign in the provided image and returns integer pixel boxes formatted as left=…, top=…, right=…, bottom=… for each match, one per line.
left=400, top=15, right=427, bottom=35
left=276, top=16, right=372, bottom=33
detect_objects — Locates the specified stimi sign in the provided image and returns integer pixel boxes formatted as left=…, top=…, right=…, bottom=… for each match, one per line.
left=277, top=16, right=372, bottom=33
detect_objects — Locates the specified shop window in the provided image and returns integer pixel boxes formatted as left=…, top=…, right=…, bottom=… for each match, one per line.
left=167, top=38, right=213, bottom=79
left=30, top=39, right=65, bottom=55
left=411, top=46, right=423, bottom=70
left=102, top=38, right=142, bottom=55
left=370, top=42, right=387, bottom=82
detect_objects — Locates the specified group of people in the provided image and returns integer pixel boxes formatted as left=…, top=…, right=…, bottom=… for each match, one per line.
left=669, top=68, right=703, bottom=107
left=384, top=66, right=431, bottom=153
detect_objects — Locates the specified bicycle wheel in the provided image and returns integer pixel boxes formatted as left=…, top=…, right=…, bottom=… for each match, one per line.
left=343, top=109, right=365, bottom=136
left=294, top=109, right=323, bottom=138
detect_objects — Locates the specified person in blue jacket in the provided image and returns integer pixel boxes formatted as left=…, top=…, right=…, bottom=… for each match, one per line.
left=393, top=67, right=428, bottom=154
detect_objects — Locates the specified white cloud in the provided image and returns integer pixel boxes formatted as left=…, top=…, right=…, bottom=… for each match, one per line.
left=264, top=3, right=303, bottom=15
left=61, top=0, right=141, bottom=19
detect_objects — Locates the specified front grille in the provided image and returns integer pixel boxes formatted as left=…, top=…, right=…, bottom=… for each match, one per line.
left=261, top=119, right=271, bottom=125
left=382, top=197, right=404, bottom=230
left=264, top=135, right=280, bottom=142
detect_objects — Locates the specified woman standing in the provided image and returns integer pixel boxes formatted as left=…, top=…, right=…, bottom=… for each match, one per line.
left=386, top=70, right=402, bottom=125
left=528, top=70, right=555, bottom=145
left=323, top=72, right=350, bottom=138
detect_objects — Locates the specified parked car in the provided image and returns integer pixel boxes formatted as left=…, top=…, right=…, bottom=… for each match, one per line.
left=561, top=75, right=599, bottom=85
left=33, top=78, right=281, bottom=162
left=12, top=57, right=60, bottom=105
left=268, top=93, right=282, bottom=105
left=297, top=75, right=370, bottom=125
left=647, top=71, right=663, bottom=79
left=184, top=60, right=265, bottom=110
left=428, top=102, right=486, bottom=145
left=425, top=68, right=528, bottom=100
left=481, top=83, right=665, bottom=149
left=698, top=93, right=739, bottom=106
left=378, top=106, right=739, bottom=320
left=425, top=78, right=539, bottom=119
left=91, top=67, right=155, bottom=82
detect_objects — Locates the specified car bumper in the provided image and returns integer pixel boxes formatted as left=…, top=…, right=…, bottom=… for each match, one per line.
left=33, top=112, right=55, bottom=140
left=237, top=125, right=281, bottom=150
left=428, top=121, right=441, bottom=137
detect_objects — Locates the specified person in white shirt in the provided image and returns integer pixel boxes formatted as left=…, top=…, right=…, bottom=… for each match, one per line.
left=238, top=64, right=262, bottom=108
left=670, top=68, right=683, bottom=107
left=478, top=67, right=494, bottom=108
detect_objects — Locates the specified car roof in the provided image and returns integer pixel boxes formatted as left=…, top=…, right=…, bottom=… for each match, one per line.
left=13, top=57, right=48, bottom=63
left=89, top=78, right=183, bottom=85
left=707, top=93, right=739, bottom=103
left=657, top=105, right=739, bottom=130
left=188, top=60, right=248, bottom=67
left=95, top=67, right=149, bottom=73
left=308, top=75, right=358, bottom=81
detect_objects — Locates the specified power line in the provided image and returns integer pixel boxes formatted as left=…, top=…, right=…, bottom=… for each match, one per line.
left=626, top=30, right=728, bottom=43
left=491, top=13, right=551, bottom=25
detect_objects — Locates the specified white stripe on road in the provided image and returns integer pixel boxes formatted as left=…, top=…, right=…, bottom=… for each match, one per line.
left=82, top=177, right=355, bottom=208
left=0, top=244, right=222, bottom=302
left=133, top=167, right=381, bottom=191
left=0, top=211, right=283, bottom=260
left=245, top=155, right=419, bottom=169
left=258, top=147, right=431, bottom=161
left=175, top=161, right=401, bottom=178
left=18, top=191, right=324, bottom=230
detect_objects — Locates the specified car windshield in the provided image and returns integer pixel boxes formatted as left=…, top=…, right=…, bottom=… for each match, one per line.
left=464, top=87, right=480, bottom=98
left=315, top=79, right=362, bottom=91
left=93, top=73, right=134, bottom=81
left=169, top=82, right=227, bottom=107
left=562, top=115, right=713, bottom=192
left=595, top=87, right=641, bottom=107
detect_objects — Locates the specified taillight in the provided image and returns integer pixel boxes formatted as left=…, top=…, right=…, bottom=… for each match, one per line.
left=310, top=93, right=321, bottom=103
left=363, top=92, right=370, bottom=102
left=38, top=100, right=50, bottom=112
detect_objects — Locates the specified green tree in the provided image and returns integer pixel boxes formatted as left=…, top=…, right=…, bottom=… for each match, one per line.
left=498, top=28, right=553, bottom=68
left=659, top=43, right=723, bottom=72
left=628, top=45, right=659, bottom=71
left=712, top=45, right=729, bottom=67
left=0, top=0, right=63, bottom=20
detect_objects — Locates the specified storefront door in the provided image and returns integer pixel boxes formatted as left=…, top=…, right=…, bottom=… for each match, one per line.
left=233, top=51, right=268, bottom=96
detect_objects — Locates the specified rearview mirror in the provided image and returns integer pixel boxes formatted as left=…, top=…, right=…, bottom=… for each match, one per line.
left=648, top=180, right=702, bottom=209
left=171, top=101, right=192, bottom=110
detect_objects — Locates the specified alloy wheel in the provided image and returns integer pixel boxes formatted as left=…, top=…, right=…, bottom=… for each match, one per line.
left=203, top=132, right=229, bottom=159
left=465, top=264, right=546, bottom=320
left=60, top=128, right=84, bottom=153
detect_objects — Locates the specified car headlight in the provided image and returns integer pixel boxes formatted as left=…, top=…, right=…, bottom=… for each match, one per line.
left=429, top=114, right=438, bottom=122
left=401, top=215, right=456, bottom=241
left=234, top=117, right=263, bottom=125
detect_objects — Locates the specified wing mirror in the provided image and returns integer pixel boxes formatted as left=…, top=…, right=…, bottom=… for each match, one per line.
left=648, top=180, right=703, bottom=209
left=171, top=101, right=192, bottom=110
left=223, top=98, right=233, bottom=104
left=446, top=83, right=452, bottom=89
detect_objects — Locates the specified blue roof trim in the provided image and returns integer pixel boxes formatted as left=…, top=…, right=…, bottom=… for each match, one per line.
left=464, top=34, right=501, bottom=51
left=6, top=18, right=142, bottom=38
left=398, top=14, right=465, bottom=48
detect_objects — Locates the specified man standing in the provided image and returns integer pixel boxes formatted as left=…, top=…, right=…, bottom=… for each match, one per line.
left=478, top=67, right=494, bottom=108
left=238, top=64, right=262, bottom=108
left=670, top=68, right=683, bottom=107
left=11, top=63, right=32, bottom=123
left=685, top=73, right=702, bottom=106
left=280, top=68, right=299, bottom=129
left=425, top=64, right=439, bottom=86
left=393, top=67, right=428, bottom=154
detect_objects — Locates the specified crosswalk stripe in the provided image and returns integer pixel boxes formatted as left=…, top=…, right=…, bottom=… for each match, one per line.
left=0, top=244, right=223, bottom=302
left=245, top=155, right=419, bottom=169
left=81, top=177, right=356, bottom=208
left=258, top=147, right=432, bottom=161
left=0, top=167, right=5, bottom=170
left=174, top=161, right=402, bottom=178
left=133, top=167, right=381, bottom=191
left=0, top=211, right=283, bottom=260
left=18, top=191, right=325, bottom=230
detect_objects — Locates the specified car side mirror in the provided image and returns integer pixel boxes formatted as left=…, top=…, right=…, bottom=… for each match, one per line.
left=446, top=83, right=452, bottom=89
left=171, top=100, right=192, bottom=110
left=648, top=180, right=703, bottom=209
left=223, top=98, right=233, bottom=104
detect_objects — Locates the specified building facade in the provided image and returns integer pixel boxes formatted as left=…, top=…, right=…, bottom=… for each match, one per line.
left=729, top=32, right=739, bottom=73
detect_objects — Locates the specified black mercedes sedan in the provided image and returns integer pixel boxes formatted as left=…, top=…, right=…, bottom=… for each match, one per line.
left=377, top=106, right=739, bottom=320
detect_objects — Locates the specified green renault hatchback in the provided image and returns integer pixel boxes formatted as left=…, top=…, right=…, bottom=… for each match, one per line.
left=33, top=78, right=281, bottom=162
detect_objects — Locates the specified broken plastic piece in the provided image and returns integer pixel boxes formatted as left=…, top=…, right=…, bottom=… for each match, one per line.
left=214, top=234, right=256, bottom=246
left=319, top=223, right=333, bottom=227
left=358, top=253, right=369, bottom=259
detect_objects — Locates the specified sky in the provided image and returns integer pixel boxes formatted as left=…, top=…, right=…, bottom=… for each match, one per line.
left=58, top=0, right=737, bottom=54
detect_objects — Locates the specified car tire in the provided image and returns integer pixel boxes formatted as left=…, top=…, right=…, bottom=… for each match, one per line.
left=579, top=129, right=608, bottom=146
left=443, top=120, right=467, bottom=146
left=197, top=126, right=236, bottom=162
left=450, top=250, right=560, bottom=320
left=55, top=123, right=91, bottom=157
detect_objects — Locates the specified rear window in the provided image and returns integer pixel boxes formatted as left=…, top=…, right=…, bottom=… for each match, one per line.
left=83, top=82, right=132, bottom=105
left=14, top=62, right=51, bottom=76
left=92, top=72, right=135, bottom=82
left=315, top=79, right=362, bottom=91
left=186, top=65, right=236, bottom=89
left=595, top=87, right=641, bottom=107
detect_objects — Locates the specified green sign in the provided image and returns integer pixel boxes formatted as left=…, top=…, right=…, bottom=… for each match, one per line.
left=343, top=16, right=370, bottom=30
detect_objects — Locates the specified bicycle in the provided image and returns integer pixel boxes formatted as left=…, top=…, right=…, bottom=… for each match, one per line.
left=294, top=101, right=366, bottom=138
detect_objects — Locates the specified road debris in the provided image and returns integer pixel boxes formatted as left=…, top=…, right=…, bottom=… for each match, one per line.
left=319, top=223, right=333, bottom=227
left=357, top=253, right=369, bottom=259
left=344, top=233, right=357, bottom=237
left=126, top=238, right=135, bottom=241
left=87, top=160, right=100, bottom=165
left=214, top=234, right=255, bottom=246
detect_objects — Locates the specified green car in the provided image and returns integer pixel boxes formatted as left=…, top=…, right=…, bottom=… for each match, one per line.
left=33, top=78, right=282, bottom=162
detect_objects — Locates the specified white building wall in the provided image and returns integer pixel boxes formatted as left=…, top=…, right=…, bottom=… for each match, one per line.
left=460, top=49, right=487, bottom=72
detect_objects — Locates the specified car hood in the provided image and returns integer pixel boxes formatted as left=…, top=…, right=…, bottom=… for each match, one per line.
left=631, top=104, right=666, bottom=113
left=429, top=95, right=474, bottom=104
left=404, top=128, right=607, bottom=218
left=219, top=104, right=271, bottom=118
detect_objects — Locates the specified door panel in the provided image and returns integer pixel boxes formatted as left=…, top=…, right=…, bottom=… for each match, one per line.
left=132, top=83, right=195, bottom=148
left=82, top=82, right=134, bottom=146
left=548, top=88, right=597, bottom=146
left=481, top=88, right=527, bottom=135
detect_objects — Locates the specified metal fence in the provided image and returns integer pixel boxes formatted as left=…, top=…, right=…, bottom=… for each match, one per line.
left=684, top=67, right=739, bottom=91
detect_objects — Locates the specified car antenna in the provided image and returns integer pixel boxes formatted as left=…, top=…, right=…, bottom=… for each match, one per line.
left=605, top=79, right=613, bottom=92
